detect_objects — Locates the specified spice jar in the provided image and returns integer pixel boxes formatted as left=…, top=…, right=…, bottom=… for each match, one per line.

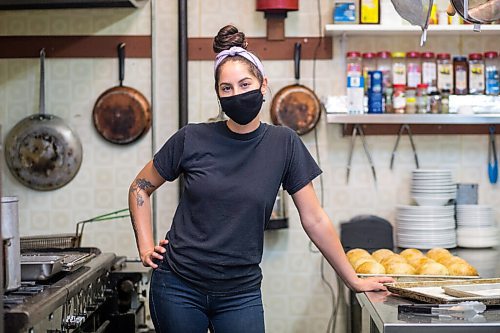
left=469, top=53, right=485, bottom=95
left=429, top=91, right=441, bottom=114
left=392, top=52, right=406, bottom=86
left=421, top=52, right=437, bottom=93
left=406, top=51, right=421, bottom=88
left=346, top=51, right=363, bottom=77
left=384, top=87, right=393, bottom=113
left=362, top=52, right=377, bottom=91
left=392, top=84, right=406, bottom=114
left=485, top=51, right=499, bottom=96
left=405, top=87, right=417, bottom=114
left=453, top=56, right=468, bottom=95
left=437, top=53, right=453, bottom=92
left=440, top=89, right=450, bottom=114
left=416, top=83, right=429, bottom=114
left=377, top=51, right=392, bottom=92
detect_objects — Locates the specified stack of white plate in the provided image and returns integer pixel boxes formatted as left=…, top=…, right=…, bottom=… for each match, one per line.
left=396, top=205, right=457, bottom=249
left=411, top=169, right=456, bottom=206
left=456, top=205, right=498, bottom=248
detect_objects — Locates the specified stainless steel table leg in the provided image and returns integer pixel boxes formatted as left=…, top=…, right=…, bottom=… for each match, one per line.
left=370, top=318, right=381, bottom=333
left=350, top=290, right=362, bottom=333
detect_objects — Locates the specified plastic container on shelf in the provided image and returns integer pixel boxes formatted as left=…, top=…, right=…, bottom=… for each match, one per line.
left=416, top=83, right=429, bottom=114
left=453, top=56, right=468, bottom=95
left=346, top=51, right=363, bottom=78
left=421, top=52, right=437, bottom=93
left=406, top=51, right=421, bottom=88
left=468, top=53, right=485, bottom=95
left=392, top=52, right=406, bottom=86
left=440, top=89, right=450, bottom=114
left=429, top=91, right=441, bottom=114
left=437, top=53, right=453, bottom=92
left=392, top=84, right=406, bottom=113
left=376, top=51, right=392, bottom=92
left=405, top=87, right=417, bottom=113
left=346, top=51, right=364, bottom=113
left=362, top=52, right=377, bottom=91
left=485, top=51, right=499, bottom=96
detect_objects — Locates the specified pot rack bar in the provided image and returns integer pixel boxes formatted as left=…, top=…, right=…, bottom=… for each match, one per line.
left=0, top=35, right=152, bottom=58
left=188, top=37, right=332, bottom=60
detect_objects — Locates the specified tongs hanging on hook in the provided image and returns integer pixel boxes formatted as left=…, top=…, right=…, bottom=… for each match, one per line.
left=390, top=124, right=420, bottom=170
left=346, top=124, right=377, bottom=184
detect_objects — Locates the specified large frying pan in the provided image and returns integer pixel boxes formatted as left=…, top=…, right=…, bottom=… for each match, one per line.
left=92, top=43, right=151, bottom=145
left=4, top=49, right=83, bottom=191
left=270, top=42, right=321, bottom=136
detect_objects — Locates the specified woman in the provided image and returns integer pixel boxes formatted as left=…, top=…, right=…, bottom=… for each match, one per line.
left=128, top=25, right=393, bottom=333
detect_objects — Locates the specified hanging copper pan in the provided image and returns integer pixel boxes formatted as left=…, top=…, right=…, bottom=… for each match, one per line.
left=270, top=42, right=321, bottom=136
left=92, top=43, right=151, bottom=145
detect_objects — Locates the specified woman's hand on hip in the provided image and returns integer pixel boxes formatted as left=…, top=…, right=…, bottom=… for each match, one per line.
left=352, top=276, right=395, bottom=293
left=141, top=239, right=168, bottom=269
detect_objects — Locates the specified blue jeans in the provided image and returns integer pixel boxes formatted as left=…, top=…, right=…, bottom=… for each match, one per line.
left=149, top=259, right=265, bottom=333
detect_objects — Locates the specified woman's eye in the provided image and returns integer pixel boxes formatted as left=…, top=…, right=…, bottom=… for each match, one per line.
left=221, top=86, right=231, bottom=92
left=241, top=82, right=250, bottom=88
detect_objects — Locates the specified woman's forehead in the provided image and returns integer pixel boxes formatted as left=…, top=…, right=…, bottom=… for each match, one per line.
left=218, top=60, right=256, bottom=81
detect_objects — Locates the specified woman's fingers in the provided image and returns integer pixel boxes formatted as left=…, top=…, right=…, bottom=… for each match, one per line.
left=159, top=239, right=169, bottom=245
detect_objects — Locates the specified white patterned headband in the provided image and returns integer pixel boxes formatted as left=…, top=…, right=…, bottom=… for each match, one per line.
left=214, top=46, right=265, bottom=77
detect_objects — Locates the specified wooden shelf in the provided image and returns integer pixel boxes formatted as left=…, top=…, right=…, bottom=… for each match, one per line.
left=324, top=24, right=500, bottom=36
left=327, top=114, right=500, bottom=135
left=327, top=114, right=500, bottom=125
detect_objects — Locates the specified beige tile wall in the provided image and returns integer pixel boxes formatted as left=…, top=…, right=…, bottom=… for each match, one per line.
left=1, top=1, right=499, bottom=332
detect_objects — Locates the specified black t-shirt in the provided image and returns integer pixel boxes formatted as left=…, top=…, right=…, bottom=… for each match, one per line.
left=153, top=121, right=322, bottom=295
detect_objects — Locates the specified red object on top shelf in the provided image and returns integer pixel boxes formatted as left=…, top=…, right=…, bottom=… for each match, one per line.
left=256, top=0, right=299, bottom=12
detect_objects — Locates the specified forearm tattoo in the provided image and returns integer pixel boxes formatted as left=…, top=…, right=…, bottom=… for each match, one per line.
left=130, top=178, right=155, bottom=207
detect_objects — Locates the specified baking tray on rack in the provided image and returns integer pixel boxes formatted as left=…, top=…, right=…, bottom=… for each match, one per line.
left=359, top=274, right=479, bottom=282
left=385, top=278, right=500, bottom=305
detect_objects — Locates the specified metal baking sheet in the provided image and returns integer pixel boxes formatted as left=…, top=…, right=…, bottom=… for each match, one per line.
left=359, top=273, right=479, bottom=282
left=21, top=254, right=65, bottom=280
left=443, top=283, right=500, bottom=297
left=386, top=278, right=500, bottom=305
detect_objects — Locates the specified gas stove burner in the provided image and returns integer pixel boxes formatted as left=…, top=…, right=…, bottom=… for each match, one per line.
left=3, top=283, right=49, bottom=309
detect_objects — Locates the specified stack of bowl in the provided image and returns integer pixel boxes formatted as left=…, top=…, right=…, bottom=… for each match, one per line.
left=456, top=205, right=498, bottom=248
left=411, top=170, right=456, bottom=206
left=395, top=205, right=457, bottom=249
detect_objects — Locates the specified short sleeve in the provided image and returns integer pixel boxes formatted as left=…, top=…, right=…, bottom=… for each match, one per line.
left=282, top=132, right=322, bottom=195
left=153, top=126, right=187, bottom=181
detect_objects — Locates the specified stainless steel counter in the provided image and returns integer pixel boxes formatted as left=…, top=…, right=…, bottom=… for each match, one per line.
left=350, top=247, right=500, bottom=333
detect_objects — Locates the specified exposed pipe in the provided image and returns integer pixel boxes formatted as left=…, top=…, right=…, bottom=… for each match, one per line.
left=178, top=0, right=188, bottom=198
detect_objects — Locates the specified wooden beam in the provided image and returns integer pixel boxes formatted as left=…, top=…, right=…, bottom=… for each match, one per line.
left=342, top=124, right=499, bottom=135
left=188, top=37, right=332, bottom=60
left=0, top=36, right=152, bottom=58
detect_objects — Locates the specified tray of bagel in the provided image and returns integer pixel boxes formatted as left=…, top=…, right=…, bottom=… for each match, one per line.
left=347, top=247, right=479, bottom=281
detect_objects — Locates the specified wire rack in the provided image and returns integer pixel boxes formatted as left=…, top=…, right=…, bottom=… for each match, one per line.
left=20, top=208, right=129, bottom=250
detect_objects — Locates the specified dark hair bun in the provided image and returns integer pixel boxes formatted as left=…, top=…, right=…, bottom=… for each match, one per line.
left=213, top=25, right=248, bottom=53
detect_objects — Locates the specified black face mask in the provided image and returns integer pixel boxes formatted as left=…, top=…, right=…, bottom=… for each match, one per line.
left=219, top=89, right=264, bottom=125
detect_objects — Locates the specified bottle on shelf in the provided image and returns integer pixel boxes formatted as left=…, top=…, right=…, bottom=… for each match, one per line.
left=406, top=51, right=422, bottom=88
left=362, top=52, right=377, bottom=91
left=437, top=53, right=453, bottom=93
left=453, top=56, right=468, bottom=95
left=392, top=52, right=406, bottom=86
left=405, top=87, right=417, bottom=113
left=392, top=84, right=406, bottom=114
left=468, top=53, right=485, bottom=95
left=416, top=83, right=429, bottom=114
left=346, top=51, right=365, bottom=114
left=485, top=51, right=499, bottom=96
left=421, top=52, right=437, bottom=93
left=377, top=51, right=392, bottom=93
